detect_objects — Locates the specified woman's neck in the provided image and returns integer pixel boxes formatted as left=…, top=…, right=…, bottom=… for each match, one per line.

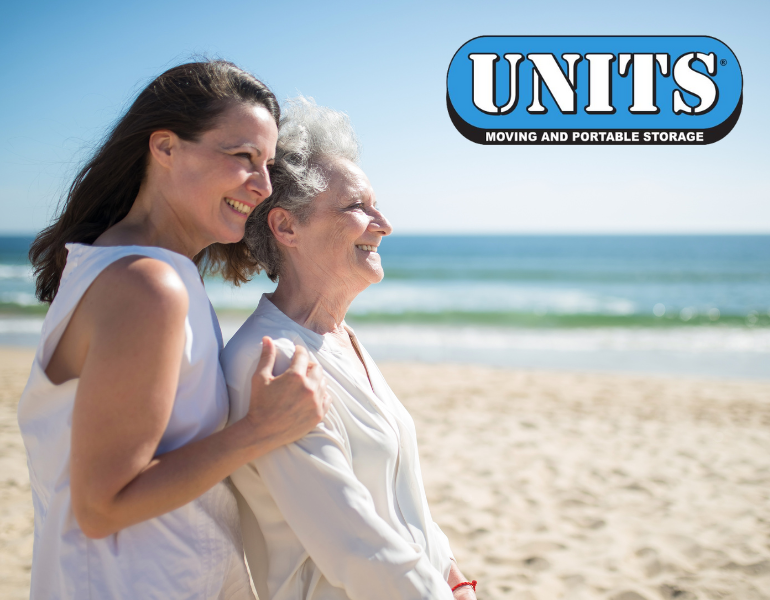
left=270, top=271, right=362, bottom=336
left=94, top=187, right=205, bottom=259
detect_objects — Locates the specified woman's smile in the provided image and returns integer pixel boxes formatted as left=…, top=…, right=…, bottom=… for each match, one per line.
left=224, top=197, right=256, bottom=217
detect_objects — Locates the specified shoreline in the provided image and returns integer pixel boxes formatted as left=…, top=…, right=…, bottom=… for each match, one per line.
left=2, top=348, right=770, bottom=599
left=2, top=316, right=769, bottom=383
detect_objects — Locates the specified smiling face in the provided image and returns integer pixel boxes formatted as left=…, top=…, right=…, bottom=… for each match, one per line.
left=291, top=158, right=393, bottom=292
left=165, top=102, right=278, bottom=247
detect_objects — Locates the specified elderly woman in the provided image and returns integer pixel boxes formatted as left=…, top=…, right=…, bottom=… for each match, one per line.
left=221, top=99, right=477, bottom=600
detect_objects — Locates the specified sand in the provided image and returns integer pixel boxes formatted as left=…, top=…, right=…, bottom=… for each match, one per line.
left=0, top=348, right=36, bottom=599
left=2, top=347, right=769, bottom=599
left=382, top=363, right=770, bottom=600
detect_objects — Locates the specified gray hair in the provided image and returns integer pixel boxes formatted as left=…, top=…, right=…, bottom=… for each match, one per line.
left=244, top=96, right=361, bottom=281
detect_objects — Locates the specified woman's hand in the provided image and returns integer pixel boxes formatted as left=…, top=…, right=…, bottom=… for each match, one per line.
left=244, top=337, right=330, bottom=455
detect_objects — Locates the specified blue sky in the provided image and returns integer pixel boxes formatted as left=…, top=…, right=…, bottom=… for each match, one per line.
left=1, top=0, right=768, bottom=234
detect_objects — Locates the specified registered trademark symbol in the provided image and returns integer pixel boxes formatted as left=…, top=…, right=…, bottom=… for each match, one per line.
left=720, top=59, right=727, bottom=66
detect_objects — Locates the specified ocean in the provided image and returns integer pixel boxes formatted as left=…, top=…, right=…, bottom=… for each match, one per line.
left=2, top=234, right=769, bottom=379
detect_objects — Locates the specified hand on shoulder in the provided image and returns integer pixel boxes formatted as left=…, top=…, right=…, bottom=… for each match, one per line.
left=238, top=336, right=330, bottom=458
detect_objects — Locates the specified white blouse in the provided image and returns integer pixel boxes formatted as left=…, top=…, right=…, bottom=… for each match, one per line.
left=222, top=294, right=454, bottom=600
left=17, top=244, right=253, bottom=600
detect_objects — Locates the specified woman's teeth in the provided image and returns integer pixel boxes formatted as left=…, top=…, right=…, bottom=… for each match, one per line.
left=357, top=245, right=378, bottom=252
left=225, top=198, right=251, bottom=215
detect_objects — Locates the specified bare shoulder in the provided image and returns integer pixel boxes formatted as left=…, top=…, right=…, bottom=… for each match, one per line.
left=85, top=255, right=189, bottom=325
left=47, top=255, right=190, bottom=384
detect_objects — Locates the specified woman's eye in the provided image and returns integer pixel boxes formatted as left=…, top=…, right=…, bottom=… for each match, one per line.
left=235, top=152, right=252, bottom=160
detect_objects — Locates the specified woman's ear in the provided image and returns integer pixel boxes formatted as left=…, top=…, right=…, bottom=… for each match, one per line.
left=148, top=130, right=178, bottom=169
left=268, top=208, right=298, bottom=248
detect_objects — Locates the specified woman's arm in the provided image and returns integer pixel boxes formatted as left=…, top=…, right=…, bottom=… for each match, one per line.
left=231, top=339, right=454, bottom=600
left=67, top=257, right=327, bottom=539
left=239, top=424, right=455, bottom=600
left=448, top=560, right=478, bottom=599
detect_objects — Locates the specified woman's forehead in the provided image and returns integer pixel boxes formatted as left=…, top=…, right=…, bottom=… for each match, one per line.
left=211, top=104, right=277, bottom=144
left=325, top=159, right=371, bottom=197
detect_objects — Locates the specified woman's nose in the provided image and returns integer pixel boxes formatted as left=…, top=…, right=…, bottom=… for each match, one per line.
left=369, top=208, right=393, bottom=236
left=247, top=167, right=272, bottom=201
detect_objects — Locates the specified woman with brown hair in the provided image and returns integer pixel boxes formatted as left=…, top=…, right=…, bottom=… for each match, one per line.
left=18, top=61, right=329, bottom=599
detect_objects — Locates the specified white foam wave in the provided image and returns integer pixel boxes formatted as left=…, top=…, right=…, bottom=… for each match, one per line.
left=204, top=277, right=638, bottom=316
left=204, top=278, right=275, bottom=310
left=353, top=281, right=637, bottom=315
left=0, top=317, right=45, bottom=334
left=349, top=324, right=770, bottom=354
left=0, top=264, right=34, bottom=280
left=0, top=291, right=40, bottom=306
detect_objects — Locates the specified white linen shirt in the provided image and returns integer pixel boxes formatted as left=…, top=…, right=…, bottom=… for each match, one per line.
left=222, top=295, right=454, bottom=600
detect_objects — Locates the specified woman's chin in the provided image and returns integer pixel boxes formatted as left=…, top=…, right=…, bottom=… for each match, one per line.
left=346, top=268, right=384, bottom=291
left=213, top=224, right=247, bottom=245
left=366, top=267, right=385, bottom=285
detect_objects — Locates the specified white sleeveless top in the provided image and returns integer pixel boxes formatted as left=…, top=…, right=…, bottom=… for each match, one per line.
left=17, top=244, right=254, bottom=600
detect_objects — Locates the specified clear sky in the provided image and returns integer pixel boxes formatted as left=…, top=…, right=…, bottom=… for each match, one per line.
left=1, top=0, right=768, bottom=234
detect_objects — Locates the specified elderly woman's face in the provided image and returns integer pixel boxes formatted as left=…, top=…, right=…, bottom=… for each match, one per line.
left=295, top=158, right=392, bottom=290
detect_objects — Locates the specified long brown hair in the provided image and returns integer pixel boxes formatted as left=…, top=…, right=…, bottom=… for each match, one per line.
left=30, top=60, right=279, bottom=303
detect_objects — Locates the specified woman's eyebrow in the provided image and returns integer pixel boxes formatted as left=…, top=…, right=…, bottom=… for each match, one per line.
left=222, top=142, right=263, bottom=156
left=354, top=189, right=377, bottom=208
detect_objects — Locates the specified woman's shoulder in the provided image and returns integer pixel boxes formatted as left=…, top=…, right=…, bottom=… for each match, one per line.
left=87, top=254, right=189, bottom=314
left=57, top=244, right=202, bottom=323
left=67, top=243, right=198, bottom=282
left=60, top=243, right=193, bottom=295
left=46, top=246, right=190, bottom=337
left=224, top=309, right=301, bottom=353
left=221, top=311, right=306, bottom=385
left=42, top=256, right=189, bottom=380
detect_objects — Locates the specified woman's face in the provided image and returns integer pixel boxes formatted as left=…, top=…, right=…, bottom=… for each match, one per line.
left=167, top=102, right=278, bottom=246
left=293, top=158, right=393, bottom=291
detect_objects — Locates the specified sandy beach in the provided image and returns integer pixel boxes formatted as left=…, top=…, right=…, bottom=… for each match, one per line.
left=0, top=347, right=36, bottom=599
left=1, top=347, right=769, bottom=599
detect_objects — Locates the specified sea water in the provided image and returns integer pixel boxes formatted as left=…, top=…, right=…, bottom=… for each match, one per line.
left=3, top=235, right=769, bottom=379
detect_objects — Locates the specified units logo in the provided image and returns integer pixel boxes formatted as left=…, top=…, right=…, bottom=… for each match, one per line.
left=446, top=36, right=743, bottom=145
